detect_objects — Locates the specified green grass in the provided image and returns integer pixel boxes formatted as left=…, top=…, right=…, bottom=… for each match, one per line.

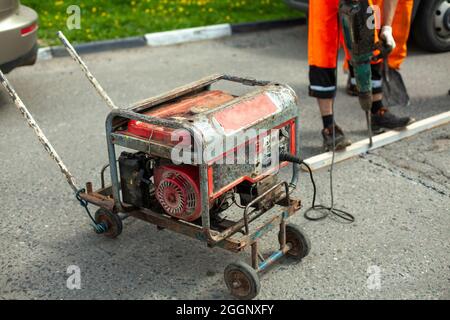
left=21, top=0, right=303, bottom=46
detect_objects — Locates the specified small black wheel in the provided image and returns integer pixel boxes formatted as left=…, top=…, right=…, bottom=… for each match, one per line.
left=94, top=208, right=122, bottom=239
left=224, top=261, right=260, bottom=300
left=279, top=224, right=311, bottom=261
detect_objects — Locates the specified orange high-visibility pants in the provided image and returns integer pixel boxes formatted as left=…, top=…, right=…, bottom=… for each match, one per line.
left=308, top=0, right=341, bottom=99
left=309, top=0, right=383, bottom=99
left=389, top=0, right=414, bottom=69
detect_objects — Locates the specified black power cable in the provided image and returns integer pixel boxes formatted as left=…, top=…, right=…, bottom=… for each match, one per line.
left=280, top=10, right=357, bottom=224
left=280, top=154, right=355, bottom=223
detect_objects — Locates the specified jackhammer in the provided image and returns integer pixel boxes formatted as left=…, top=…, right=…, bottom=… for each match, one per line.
left=339, top=0, right=393, bottom=146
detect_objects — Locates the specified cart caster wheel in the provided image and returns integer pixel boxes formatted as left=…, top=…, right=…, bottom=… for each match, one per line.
left=94, top=208, right=122, bottom=239
left=224, top=261, right=260, bottom=300
left=280, top=224, right=311, bottom=261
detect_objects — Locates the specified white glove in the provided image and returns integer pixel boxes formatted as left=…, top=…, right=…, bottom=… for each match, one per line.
left=380, top=26, right=396, bottom=50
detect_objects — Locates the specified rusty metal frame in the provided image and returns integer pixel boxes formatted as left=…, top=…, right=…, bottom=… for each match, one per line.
left=80, top=74, right=302, bottom=269
left=128, top=74, right=271, bottom=113
left=79, top=180, right=300, bottom=256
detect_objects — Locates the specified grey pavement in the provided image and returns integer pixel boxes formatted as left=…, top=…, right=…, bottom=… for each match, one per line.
left=0, top=26, right=449, bottom=299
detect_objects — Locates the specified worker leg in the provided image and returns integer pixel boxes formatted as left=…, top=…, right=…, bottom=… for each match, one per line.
left=308, top=0, right=340, bottom=116
left=339, top=0, right=414, bottom=131
left=371, top=62, right=384, bottom=113
left=371, top=8, right=414, bottom=131
left=388, top=0, right=414, bottom=69
left=346, top=61, right=383, bottom=97
left=309, top=0, right=351, bottom=150
left=370, top=62, right=415, bottom=130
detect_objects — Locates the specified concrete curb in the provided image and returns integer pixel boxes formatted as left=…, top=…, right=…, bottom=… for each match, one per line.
left=145, top=24, right=231, bottom=47
left=37, top=18, right=305, bottom=61
left=231, top=18, right=306, bottom=34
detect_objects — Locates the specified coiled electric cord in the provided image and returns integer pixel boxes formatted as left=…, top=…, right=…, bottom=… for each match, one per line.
left=287, top=12, right=354, bottom=224
left=280, top=153, right=355, bottom=223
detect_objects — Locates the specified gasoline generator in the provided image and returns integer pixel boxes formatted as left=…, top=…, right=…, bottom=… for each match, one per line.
left=0, top=34, right=312, bottom=300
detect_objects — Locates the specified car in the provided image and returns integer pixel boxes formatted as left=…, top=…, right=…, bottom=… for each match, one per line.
left=0, top=0, right=38, bottom=74
left=284, top=0, right=450, bottom=52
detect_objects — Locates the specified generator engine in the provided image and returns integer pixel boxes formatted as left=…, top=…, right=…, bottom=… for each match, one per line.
left=113, top=78, right=299, bottom=223
left=154, top=165, right=201, bottom=221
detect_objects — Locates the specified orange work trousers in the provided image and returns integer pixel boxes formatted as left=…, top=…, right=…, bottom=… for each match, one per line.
left=385, top=0, right=414, bottom=70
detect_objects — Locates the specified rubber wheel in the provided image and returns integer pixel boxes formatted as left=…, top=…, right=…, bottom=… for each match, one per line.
left=224, top=261, right=260, bottom=300
left=412, top=0, right=450, bottom=52
left=279, top=224, right=311, bottom=261
left=94, top=208, right=123, bottom=239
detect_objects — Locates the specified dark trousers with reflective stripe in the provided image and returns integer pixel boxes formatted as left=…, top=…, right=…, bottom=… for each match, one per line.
left=309, top=63, right=384, bottom=99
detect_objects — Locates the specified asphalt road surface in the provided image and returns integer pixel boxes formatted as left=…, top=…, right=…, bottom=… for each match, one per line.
left=0, top=26, right=449, bottom=300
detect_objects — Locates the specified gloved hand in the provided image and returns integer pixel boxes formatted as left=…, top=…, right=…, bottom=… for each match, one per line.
left=380, top=26, right=396, bottom=50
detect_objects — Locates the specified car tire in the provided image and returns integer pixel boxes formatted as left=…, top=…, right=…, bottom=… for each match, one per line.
left=412, top=0, right=450, bottom=52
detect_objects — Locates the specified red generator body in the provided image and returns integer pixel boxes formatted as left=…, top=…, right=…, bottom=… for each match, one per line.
left=1, top=33, right=311, bottom=300
left=108, top=75, right=299, bottom=223
left=79, top=74, right=307, bottom=300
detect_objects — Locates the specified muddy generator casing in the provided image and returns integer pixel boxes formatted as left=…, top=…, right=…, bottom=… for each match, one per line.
left=105, top=75, right=300, bottom=225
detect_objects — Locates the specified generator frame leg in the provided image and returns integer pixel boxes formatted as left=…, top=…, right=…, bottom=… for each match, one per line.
left=251, top=242, right=259, bottom=269
left=252, top=220, right=294, bottom=275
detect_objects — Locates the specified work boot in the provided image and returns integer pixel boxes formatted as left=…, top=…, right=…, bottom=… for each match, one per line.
left=346, top=74, right=358, bottom=97
left=371, top=108, right=415, bottom=133
left=322, top=125, right=352, bottom=151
